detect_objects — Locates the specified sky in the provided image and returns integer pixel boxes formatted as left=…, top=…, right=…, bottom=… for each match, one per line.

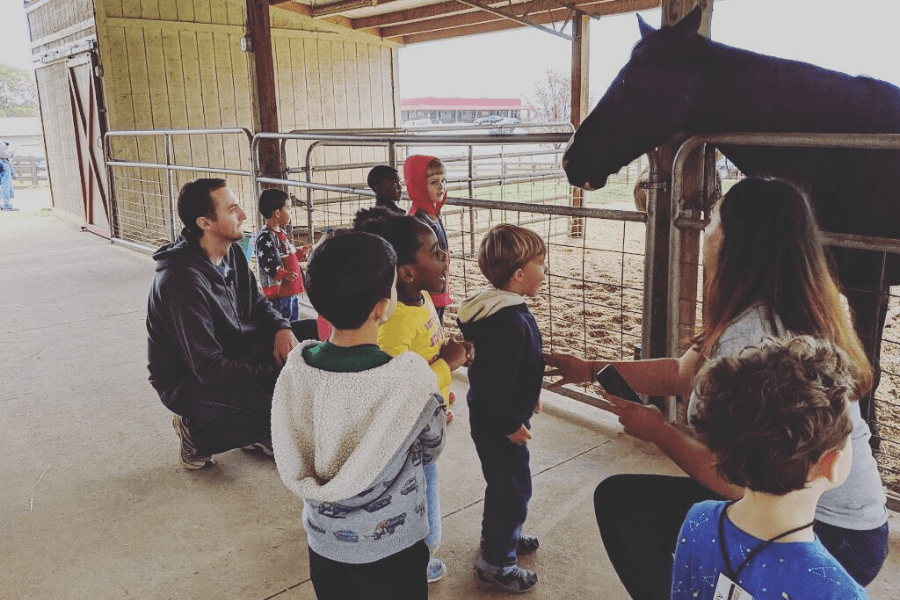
left=2, top=0, right=899, bottom=104
left=397, top=0, right=900, bottom=101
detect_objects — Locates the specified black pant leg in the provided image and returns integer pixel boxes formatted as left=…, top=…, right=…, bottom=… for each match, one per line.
left=167, top=383, right=273, bottom=455
left=309, top=540, right=429, bottom=600
left=594, top=474, right=720, bottom=600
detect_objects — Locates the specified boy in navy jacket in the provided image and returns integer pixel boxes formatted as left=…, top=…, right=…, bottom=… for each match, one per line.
left=457, top=224, right=546, bottom=594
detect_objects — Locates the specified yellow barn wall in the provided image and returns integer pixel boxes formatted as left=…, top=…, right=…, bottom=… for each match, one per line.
left=93, top=0, right=399, bottom=226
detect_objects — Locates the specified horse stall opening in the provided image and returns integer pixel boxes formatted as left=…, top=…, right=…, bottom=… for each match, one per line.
left=252, top=128, right=651, bottom=403
left=669, top=133, right=900, bottom=509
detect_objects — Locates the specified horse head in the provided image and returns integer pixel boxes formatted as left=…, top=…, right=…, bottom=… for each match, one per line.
left=562, top=8, right=707, bottom=190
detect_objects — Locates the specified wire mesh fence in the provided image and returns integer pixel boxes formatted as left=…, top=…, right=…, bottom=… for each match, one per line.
left=104, top=126, right=900, bottom=505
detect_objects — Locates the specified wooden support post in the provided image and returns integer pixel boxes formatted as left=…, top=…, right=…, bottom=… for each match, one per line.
left=569, top=12, right=590, bottom=238
left=245, top=0, right=281, bottom=181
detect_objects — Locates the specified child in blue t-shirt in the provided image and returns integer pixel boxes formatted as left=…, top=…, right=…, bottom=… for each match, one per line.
left=672, top=335, right=868, bottom=600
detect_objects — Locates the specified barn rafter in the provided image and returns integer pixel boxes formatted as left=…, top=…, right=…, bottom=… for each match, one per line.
left=272, top=0, right=666, bottom=44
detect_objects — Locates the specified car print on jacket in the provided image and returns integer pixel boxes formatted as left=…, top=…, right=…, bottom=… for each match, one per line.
left=317, top=501, right=354, bottom=518
left=368, top=513, right=407, bottom=540
left=363, top=495, right=393, bottom=513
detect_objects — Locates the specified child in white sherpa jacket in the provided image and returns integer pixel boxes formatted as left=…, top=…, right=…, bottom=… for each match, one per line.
left=272, top=231, right=446, bottom=600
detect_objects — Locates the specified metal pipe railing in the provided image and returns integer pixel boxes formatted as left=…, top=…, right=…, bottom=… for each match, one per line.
left=668, top=131, right=900, bottom=360
left=105, top=128, right=254, bottom=244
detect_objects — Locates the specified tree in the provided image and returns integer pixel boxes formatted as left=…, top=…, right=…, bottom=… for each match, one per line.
left=530, top=69, right=571, bottom=123
left=0, top=64, right=38, bottom=117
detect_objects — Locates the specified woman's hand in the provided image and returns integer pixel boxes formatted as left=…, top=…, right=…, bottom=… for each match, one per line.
left=543, top=352, right=597, bottom=388
left=603, top=394, right=670, bottom=445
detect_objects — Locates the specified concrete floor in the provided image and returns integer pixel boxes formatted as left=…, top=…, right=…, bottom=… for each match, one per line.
left=2, top=196, right=898, bottom=599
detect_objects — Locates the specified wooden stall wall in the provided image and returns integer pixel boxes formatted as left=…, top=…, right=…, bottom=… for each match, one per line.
left=270, top=13, right=399, bottom=193
left=94, top=0, right=398, bottom=239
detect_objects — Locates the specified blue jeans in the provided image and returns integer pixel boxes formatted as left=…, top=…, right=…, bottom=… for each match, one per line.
left=270, top=295, right=299, bottom=321
left=0, top=160, right=13, bottom=208
left=471, top=425, right=532, bottom=574
left=424, top=460, right=441, bottom=552
left=814, top=519, right=889, bottom=586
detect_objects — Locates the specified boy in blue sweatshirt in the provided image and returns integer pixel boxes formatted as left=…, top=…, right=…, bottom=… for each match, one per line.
left=457, top=223, right=547, bottom=594
left=272, top=231, right=446, bottom=600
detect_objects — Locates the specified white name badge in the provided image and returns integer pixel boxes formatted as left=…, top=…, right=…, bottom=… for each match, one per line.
left=713, top=573, right=753, bottom=600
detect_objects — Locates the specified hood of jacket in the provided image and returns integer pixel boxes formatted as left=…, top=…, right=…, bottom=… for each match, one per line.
left=403, top=154, right=445, bottom=216
left=457, top=288, right=524, bottom=324
left=153, top=227, right=224, bottom=276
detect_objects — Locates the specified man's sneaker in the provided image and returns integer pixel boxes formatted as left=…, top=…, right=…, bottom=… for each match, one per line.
left=516, top=533, right=539, bottom=555
left=172, top=415, right=215, bottom=470
left=241, top=441, right=274, bottom=456
left=474, top=565, right=538, bottom=593
left=427, top=557, right=447, bottom=583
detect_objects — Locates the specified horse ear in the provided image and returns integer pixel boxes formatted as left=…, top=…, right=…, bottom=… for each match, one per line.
left=672, top=6, right=703, bottom=36
left=637, top=14, right=656, bottom=38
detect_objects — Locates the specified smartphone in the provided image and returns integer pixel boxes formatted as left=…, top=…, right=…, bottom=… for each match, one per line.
left=595, top=364, right=642, bottom=404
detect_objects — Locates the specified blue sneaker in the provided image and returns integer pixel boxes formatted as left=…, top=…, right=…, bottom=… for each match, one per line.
left=427, top=557, right=447, bottom=583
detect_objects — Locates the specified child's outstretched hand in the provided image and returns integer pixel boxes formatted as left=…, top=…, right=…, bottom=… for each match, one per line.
left=282, top=271, right=299, bottom=282
left=297, top=244, right=312, bottom=261
left=507, top=424, right=532, bottom=445
left=440, top=338, right=472, bottom=371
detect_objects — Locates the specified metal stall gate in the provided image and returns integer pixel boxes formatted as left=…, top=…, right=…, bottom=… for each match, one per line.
left=104, top=128, right=254, bottom=252
left=250, top=129, right=652, bottom=408
left=669, top=133, right=900, bottom=508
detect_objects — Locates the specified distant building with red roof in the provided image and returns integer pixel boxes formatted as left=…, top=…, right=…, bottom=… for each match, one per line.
left=400, top=97, right=532, bottom=124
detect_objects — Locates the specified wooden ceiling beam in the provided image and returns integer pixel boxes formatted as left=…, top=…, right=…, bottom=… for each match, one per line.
left=270, top=0, right=662, bottom=42
left=272, top=0, right=312, bottom=17
left=380, top=0, right=586, bottom=38
left=398, top=2, right=600, bottom=43
left=375, top=0, right=658, bottom=37
left=354, top=2, right=497, bottom=30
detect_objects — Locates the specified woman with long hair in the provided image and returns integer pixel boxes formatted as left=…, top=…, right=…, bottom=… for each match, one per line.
left=545, top=177, right=888, bottom=599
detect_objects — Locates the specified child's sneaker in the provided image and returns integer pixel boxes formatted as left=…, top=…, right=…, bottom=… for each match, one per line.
left=446, top=410, right=454, bottom=424
left=516, top=533, right=539, bottom=555
left=448, top=391, right=456, bottom=404
left=427, top=557, right=447, bottom=583
left=172, top=415, right=215, bottom=470
left=474, top=565, right=538, bottom=593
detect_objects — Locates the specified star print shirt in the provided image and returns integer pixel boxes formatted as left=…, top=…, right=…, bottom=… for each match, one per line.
left=671, top=500, right=868, bottom=600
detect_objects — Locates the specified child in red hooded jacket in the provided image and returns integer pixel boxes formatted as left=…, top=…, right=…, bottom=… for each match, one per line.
left=404, top=155, right=451, bottom=324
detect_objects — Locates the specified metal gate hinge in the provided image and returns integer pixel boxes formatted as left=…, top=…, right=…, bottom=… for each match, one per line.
left=638, top=180, right=669, bottom=193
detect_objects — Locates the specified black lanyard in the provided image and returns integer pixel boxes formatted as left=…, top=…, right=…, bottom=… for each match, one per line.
left=717, top=501, right=815, bottom=582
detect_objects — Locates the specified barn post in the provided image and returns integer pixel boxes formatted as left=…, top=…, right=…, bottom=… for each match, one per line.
left=569, top=11, right=590, bottom=237
left=245, top=0, right=282, bottom=194
left=643, top=0, right=712, bottom=416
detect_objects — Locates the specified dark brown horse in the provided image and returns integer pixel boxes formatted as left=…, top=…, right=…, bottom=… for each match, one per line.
left=563, top=8, right=900, bottom=410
